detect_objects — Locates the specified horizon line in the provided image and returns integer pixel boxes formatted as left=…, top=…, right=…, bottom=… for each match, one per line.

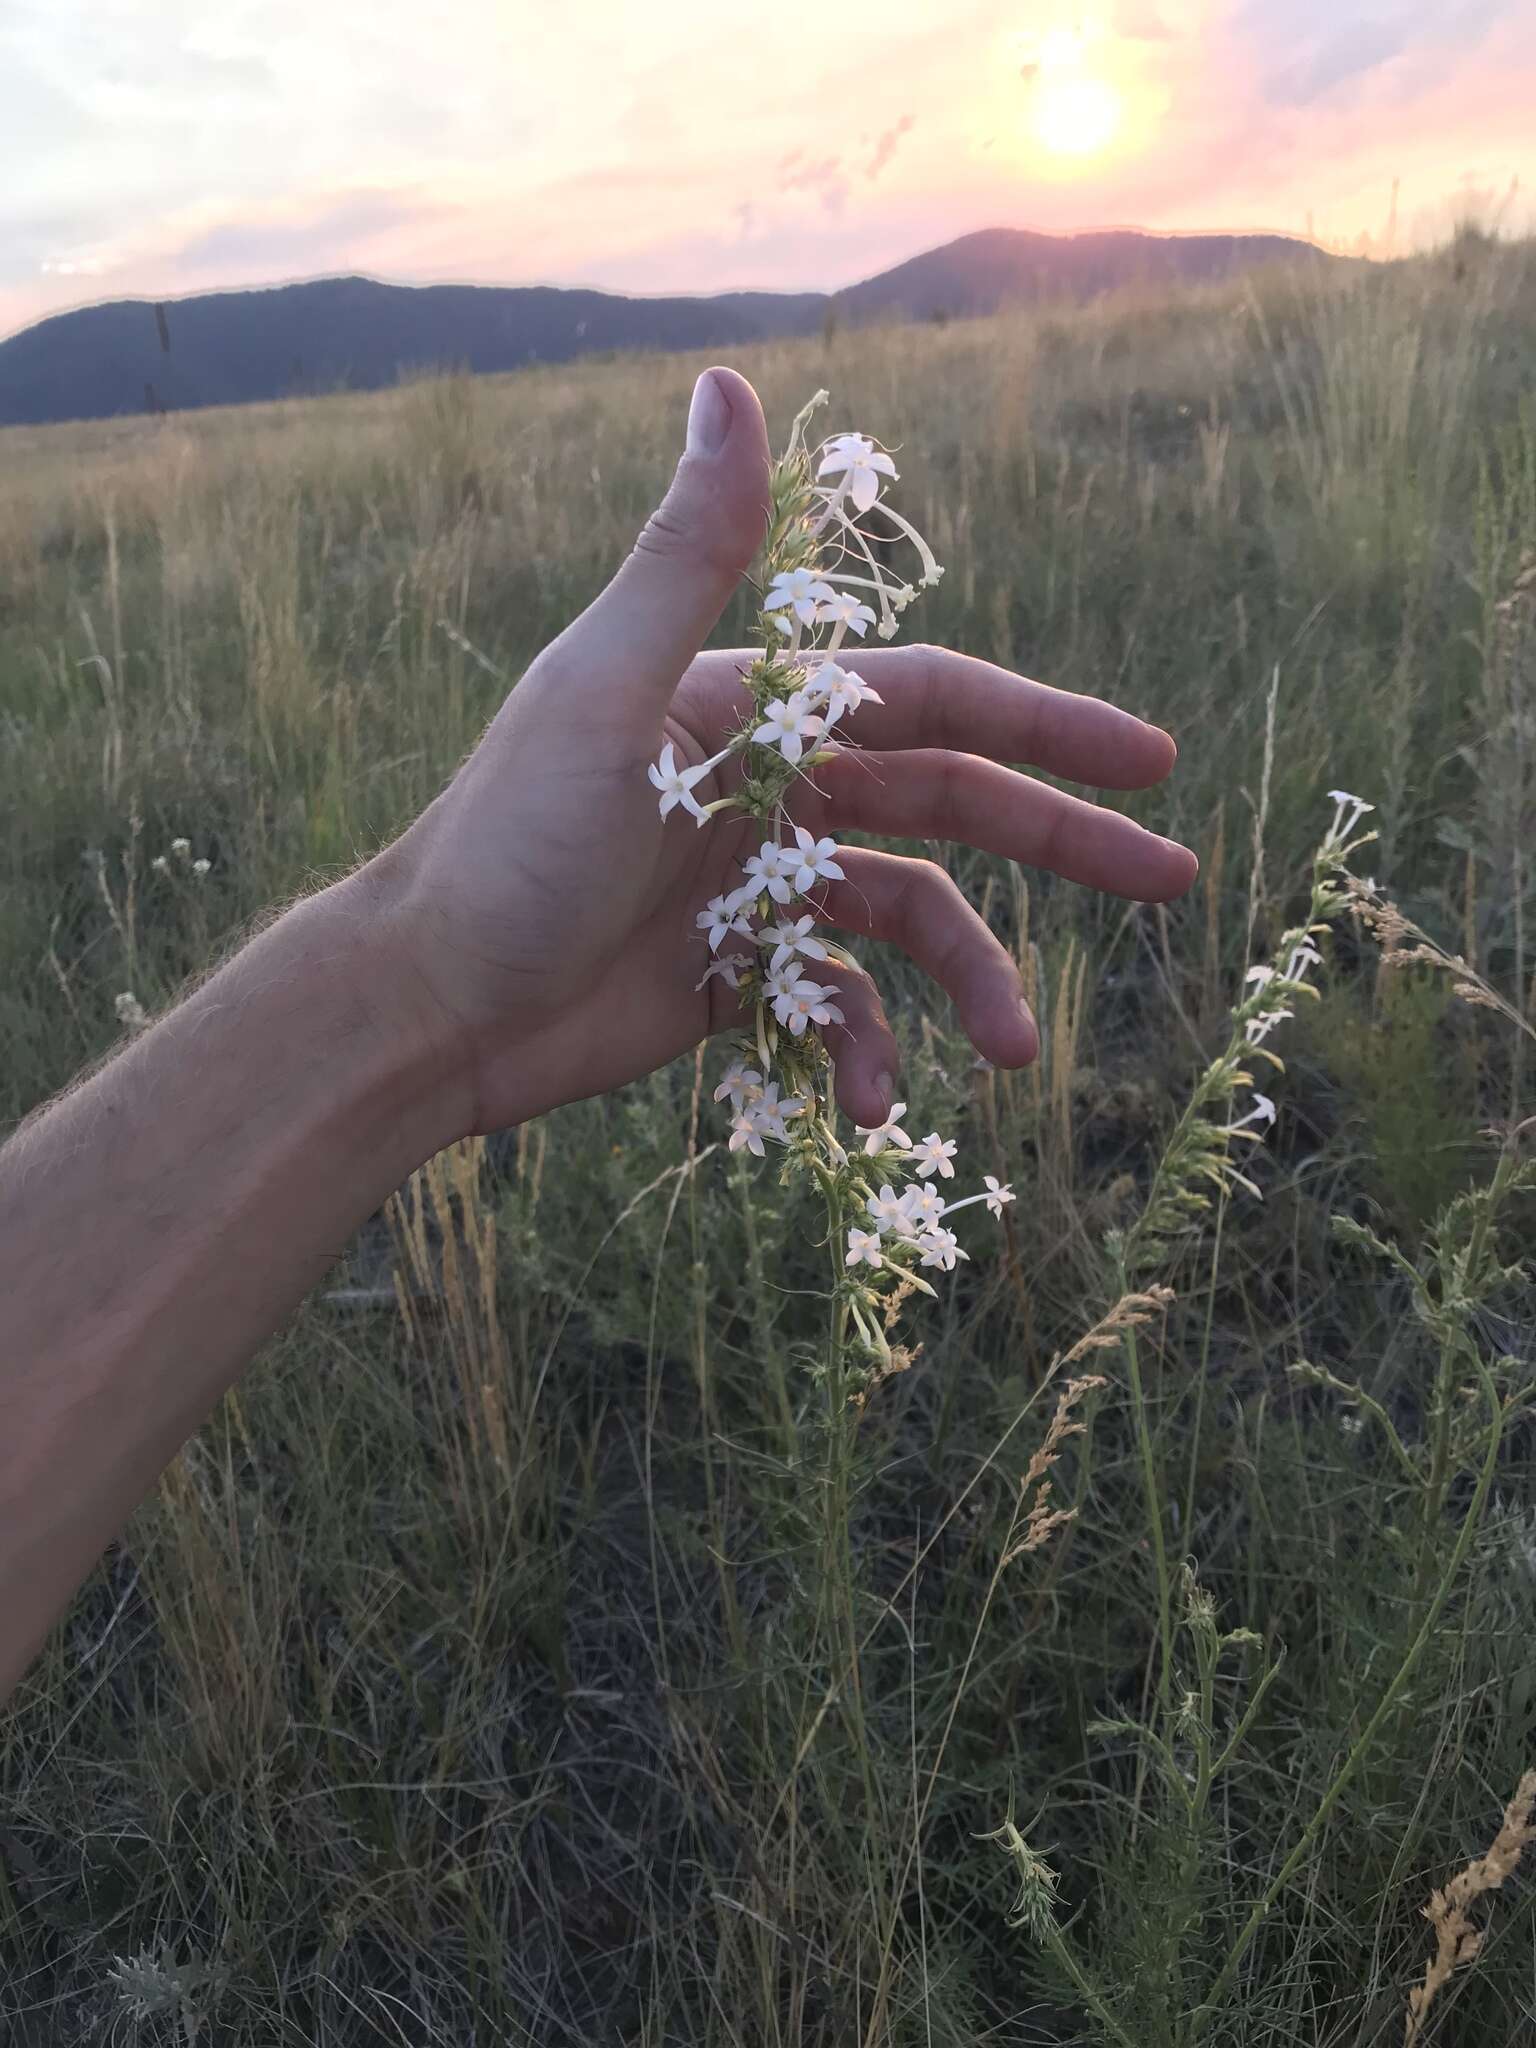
left=1, top=218, right=1342, bottom=348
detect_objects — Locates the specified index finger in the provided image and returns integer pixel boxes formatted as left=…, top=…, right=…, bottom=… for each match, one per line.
left=717, top=643, right=1177, bottom=790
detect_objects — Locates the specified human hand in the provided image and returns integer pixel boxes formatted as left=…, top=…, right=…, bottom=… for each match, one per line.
left=364, top=367, right=1198, bottom=1139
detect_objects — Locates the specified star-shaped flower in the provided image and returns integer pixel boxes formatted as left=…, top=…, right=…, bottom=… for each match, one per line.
left=764, top=566, right=836, bottom=624
left=855, top=1103, right=912, bottom=1156
left=648, top=741, right=711, bottom=824
left=785, top=825, right=845, bottom=894
left=697, top=892, right=754, bottom=951
left=816, top=432, right=898, bottom=513
left=753, top=690, right=823, bottom=765
left=846, top=1226, right=883, bottom=1269
left=909, top=1131, right=958, bottom=1180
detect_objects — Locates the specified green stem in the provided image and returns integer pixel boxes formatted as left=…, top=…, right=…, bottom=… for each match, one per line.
left=1121, top=1290, right=1176, bottom=1717
left=1183, top=1365, right=1504, bottom=2041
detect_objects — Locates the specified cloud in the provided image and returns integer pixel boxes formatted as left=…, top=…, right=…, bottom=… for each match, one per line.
left=1263, top=19, right=1408, bottom=106
left=867, top=114, right=915, bottom=181
left=174, top=191, right=450, bottom=275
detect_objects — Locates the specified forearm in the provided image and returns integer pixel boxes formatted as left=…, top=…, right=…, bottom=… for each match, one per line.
left=0, top=872, right=461, bottom=1702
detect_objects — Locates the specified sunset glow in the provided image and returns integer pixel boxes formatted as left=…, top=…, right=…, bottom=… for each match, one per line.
left=1032, top=68, right=1123, bottom=160
left=2, top=0, right=1534, bottom=341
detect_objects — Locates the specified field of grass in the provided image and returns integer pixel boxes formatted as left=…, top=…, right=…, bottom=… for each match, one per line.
left=3, top=237, right=1536, bottom=2045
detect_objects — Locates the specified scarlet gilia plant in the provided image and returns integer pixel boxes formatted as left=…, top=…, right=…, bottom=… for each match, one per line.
left=646, top=392, right=1013, bottom=1391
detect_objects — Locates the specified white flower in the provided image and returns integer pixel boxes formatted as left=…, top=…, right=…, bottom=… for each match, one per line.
left=1244, top=964, right=1277, bottom=989
left=816, top=663, right=884, bottom=728
left=191, top=857, right=211, bottom=876
left=696, top=956, right=744, bottom=991
left=150, top=855, right=169, bottom=874
left=763, top=961, right=806, bottom=1006
left=754, top=1081, right=808, bottom=1141
left=813, top=592, right=878, bottom=637
left=1283, top=941, right=1323, bottom=982
left=909, top=1131, right=958, bottom=1180
left=917, top=1226, right=968, bottom=1271
left=856, top=1102, right=912, bottom=1156
left=817, top=432, right=898, bottom=513
left=713, top=1059, right=763, bottom=1110
left=649, top=741, right=711, bottom=825
left=753, top=690, right=823, bottom=765
left=983, top=1175, right=1014, bottom=1216
left=899, top=1183, right=946, bottom=1232
left=114, top=991, right=148, bottom=1030
left=1244, top=1007, right=1293, bottom=1047
left=698, top=893, right=754, bottom=951
left=786, top=825, right=845, bottom=893
left=764, top=566, right=835, bottom=624
left=743, top=840, right=796, bottom=904
left=866, top=1184, right=908, bottom=1233
left=729, top=1110, right=767, bottom=1157
left=1325, top=788, right=1375, bottom=843
left=1226, top=1093, right=1277, bottom=1135
left=761, top=914, right=829, bottom=972
left=170, top=837, right=191, bottom=858
left=846, top=1226, right=883, bottom=1269
left=773, top=978, right=844, bottom=1037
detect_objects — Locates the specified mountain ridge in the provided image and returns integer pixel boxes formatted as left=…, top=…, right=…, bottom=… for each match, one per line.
left=0, top=227, right=1325, bottom=430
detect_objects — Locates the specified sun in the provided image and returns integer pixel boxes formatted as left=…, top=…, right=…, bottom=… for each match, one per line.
left=1033, top=70, right=1122, bottom=157
left=1024, top=25, right=1124, bottom=161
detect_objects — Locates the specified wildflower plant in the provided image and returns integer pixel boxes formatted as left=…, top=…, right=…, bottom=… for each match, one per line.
left=645, top=394, right=1013, bottom=1399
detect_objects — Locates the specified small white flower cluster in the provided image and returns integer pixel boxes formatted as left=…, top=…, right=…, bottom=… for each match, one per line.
left=149, top=836, right=212, bottom=878
left=646, top=397, right=1008, bottom=1363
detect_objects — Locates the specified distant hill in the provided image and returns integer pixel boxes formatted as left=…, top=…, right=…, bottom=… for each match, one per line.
left=0, top=228, right=1323, bottom=430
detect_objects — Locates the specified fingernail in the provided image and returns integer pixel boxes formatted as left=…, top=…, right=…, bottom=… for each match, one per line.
left=874, top=1069, right=895, bottom=1117
left=686, top=370, right=731, bottom=456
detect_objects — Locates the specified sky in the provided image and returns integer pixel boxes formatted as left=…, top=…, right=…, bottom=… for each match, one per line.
left=2, top=0, right=1533, bottom=340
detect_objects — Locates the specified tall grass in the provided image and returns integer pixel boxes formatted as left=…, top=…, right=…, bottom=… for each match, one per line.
left=2, top=240, right=1535, bottom=2044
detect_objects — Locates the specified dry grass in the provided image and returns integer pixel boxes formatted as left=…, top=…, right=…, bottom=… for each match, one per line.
left=2, top=237, right=1535, bottom=2045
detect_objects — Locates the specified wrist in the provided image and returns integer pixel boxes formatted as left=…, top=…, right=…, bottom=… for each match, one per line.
left=302, top=866, right=477, bottom=1161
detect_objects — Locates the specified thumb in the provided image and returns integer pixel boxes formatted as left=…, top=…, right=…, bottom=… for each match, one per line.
left=563, top=366, right=772, bottom=718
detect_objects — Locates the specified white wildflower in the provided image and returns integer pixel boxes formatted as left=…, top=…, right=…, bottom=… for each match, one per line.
left=909, top=1131, right=958, bottom=1180
left=817, top=432, right=898, bottom=513
left=983, top=1175, right=1014, bottom=1216
left=696, top=956, right=744, bottom=992
left=114, top=992, right=149, bottom=1030
left=764, top=566, right=835, bottom=624
left=813, top=592, right=878, bottom=638
left=761, top=914, right=829, bottom=972
left=899, top=1183, right=946, bottom=1232
left=856, top=1102, right=912, bottom=1156
left=649, top=741, right=711, bottom=825
left=191, top=858, right=211, bottom=877
left=1325, top=788, right=1374, bottom=844
left=170, top=837, right=191, bottom=858
left=846, top=1226, right=884, bottom=1269
left=773, top=978, right=844, bottom=1036
left=866, top=1184, right=908, bottom=1233
left=753, top=691, right=823, bottom=765
left=713, top=1059, right=763, bottom=1111
left=744, top=839, right=796, bottom=904
left=917, top=1226, right=968, bottom=1271
left=1226, top=1093, right=1277, bottom=1135
left=698, top=892, right=754, bottom=951
left=815, top=662, right=885, bottom=729
left=785, top=825, right=845, bottom=893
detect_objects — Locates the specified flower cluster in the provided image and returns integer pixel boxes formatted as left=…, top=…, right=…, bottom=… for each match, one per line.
left=149, top=836, right=212, bottom=878
left=647, top=394, right=1010, bottom=1372
left=1112, top=789, right=1376, bottom=1274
